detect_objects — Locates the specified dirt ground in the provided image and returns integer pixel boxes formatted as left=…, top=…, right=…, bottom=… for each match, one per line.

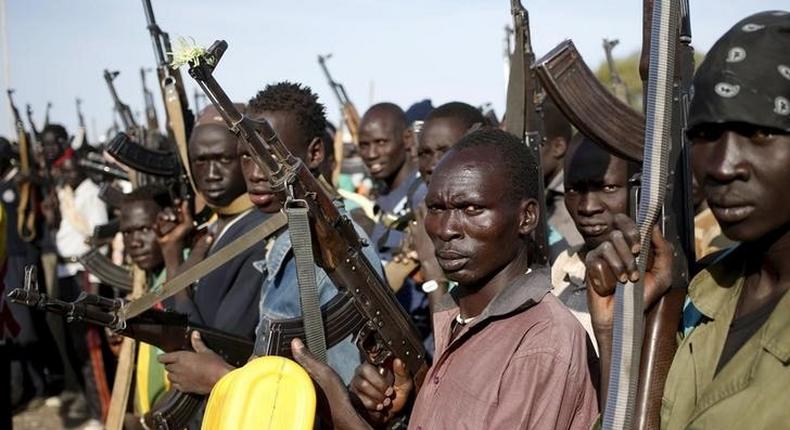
left=12, top=399, right=91, bottom=430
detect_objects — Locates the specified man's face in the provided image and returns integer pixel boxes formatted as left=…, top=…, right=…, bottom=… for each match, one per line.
left=564, top=143, right=629, bottom=250
left=417, top=117, right=467, bottom=185
left=240, top=111, right=320, bottom=214
left=189, top=125, right=246, bottom=207
left=41, top=131, right=66, bottom=162
left=120, top=200, right=164, bottom=272
left=60, top=158, right=84, bottom=189
left=357, top=113, right=407, bottom=182
left=424, top=148, right=530, bottom=287
left=690, top=124, right=790, bottom=242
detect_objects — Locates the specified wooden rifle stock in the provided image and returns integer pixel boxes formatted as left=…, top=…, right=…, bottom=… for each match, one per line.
left=7, top=90, right=38, bottom=242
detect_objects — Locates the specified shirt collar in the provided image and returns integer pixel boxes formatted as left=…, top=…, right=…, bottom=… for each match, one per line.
left=763, top=289, right=790, bottom=363
left=435, top=266, right=551, bottom=325
left=687, top=246, right=745, bottom=319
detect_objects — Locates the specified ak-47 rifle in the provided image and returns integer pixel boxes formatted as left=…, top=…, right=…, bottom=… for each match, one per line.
left=603, top=38, right=633, bottom=105
left=318, top=54, right=360, bottom=141
left=8, top=266, right=253, bottom=426
left=103, top=70, right=139, bottom=133
left=318, top=53, right=360, bottom=183
left=504, top=0, right=549, bottom=266
left=631, top=1, right=695, bottom=428
left=140, top=67, right=160, bottom=132
left=186, top=40, right=428, bottom=385
left=141, top=0, right=196, bottom=199
left=7, top=90, right=38, bottom=242
left=79, top=248, right=133, bottom=292
left=25, top=104, right=42, bottom=155
left=536, top=2, right=694, bottom=427
left=78, top=158, right=130, bottom=182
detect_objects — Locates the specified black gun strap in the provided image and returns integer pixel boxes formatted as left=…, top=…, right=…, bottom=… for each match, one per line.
left=123, top=212, right=287, bottom=319
left=286, top=200, right=327, bottom=363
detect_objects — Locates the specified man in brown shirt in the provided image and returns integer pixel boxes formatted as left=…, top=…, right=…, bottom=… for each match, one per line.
left=291, top=128, right=599, bottom=430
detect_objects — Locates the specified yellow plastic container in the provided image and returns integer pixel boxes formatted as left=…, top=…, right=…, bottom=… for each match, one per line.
left=201, top=356, right=316, bottom=430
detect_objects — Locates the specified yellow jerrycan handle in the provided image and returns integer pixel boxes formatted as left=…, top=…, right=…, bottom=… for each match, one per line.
left=202, top=356, right=316, bottom=430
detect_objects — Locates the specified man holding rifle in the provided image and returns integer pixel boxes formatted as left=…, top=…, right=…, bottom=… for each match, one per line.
left=295, top=128, right=598, bottom=430
left=585, top=11, right=790, bottom=429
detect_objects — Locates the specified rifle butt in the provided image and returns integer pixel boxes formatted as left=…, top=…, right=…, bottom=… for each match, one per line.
left=634, top=286, right=686, bottom=430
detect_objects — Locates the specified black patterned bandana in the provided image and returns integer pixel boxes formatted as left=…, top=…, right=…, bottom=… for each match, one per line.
left=688, top=11, right=790, bottom=132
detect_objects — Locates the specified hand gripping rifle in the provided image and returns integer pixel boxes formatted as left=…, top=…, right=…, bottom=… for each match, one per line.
left=631, top=1, right=695, bottom=428
left=7, top=90, right=38, bottom=242
left=186, top=40, right=428, bottom=387
left=7, top=266, right=253, bottom=430
left=504, top=0, right=549, bottom=266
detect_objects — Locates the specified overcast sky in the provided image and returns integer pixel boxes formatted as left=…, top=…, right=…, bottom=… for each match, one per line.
left=1, top=0, right=787, bottom=141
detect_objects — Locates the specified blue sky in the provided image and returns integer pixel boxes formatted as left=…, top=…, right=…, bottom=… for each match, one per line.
left=1, top=0, right=787, bottom=141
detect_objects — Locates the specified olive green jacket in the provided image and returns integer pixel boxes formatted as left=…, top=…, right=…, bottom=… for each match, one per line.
left=661, top=247, right=790, bottom=429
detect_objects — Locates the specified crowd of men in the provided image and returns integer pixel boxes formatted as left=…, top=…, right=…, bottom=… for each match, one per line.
left=1, top=8, right=789, bottom=430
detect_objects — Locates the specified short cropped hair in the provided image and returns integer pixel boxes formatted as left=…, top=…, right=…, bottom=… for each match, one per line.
left=425, top=102, right=485, bottom=130
left=122, top=184, right=173, bottom=211
left=41, top=124, right=68, bottom=141
left=450, top=127, right=538, bottom=200
left=247, top=82, right=327, bottom=144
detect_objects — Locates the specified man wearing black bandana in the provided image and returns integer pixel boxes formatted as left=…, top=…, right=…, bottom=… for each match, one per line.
left=584, top=11, right=790, bottom=429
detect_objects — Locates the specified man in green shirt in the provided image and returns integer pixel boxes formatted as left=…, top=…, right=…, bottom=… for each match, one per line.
left=584, top=11, right=790, bottom=429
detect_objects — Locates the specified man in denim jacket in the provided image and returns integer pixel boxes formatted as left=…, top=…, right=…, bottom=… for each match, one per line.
left=243, top=82, right=381, bottom=383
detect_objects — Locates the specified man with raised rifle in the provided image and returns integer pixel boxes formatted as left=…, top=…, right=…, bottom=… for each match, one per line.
left=585, top=11, right=790, bottom=429
left=153, top=105, right=267, bottom=428
left=293, top=127, right=598, bottom=430
left=159, top=82, right=374, bottom=404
